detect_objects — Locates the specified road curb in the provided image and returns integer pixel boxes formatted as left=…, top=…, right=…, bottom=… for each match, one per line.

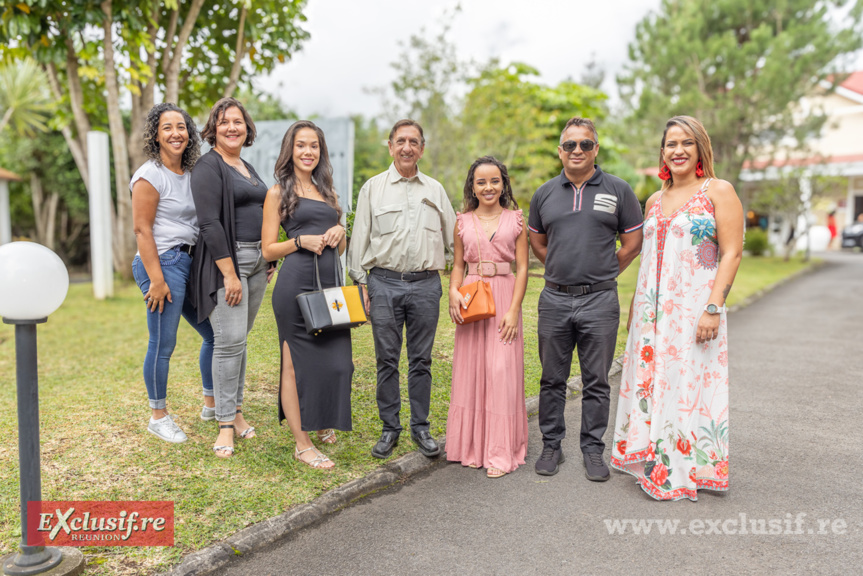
left=165, top=447, right=448, bottom=576
left=165, top=260, right=818, bottom=575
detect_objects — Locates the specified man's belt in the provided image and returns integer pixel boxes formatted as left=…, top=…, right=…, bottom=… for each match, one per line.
left=466, top=261, right=512, bottom=276
left=176, top=243, right=194, bottom=255
left=370, top=268, right=438, bottom=282
left=545, top=279, right=617, bottom=296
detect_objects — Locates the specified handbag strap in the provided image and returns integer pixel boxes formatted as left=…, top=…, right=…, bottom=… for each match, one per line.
left=470, top=212, right=486, bottom=279
left=311, top=247, right=343, bottom=290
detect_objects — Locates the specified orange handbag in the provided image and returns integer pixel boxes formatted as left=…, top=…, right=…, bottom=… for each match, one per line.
left=457, top=213, right=496, bottom=324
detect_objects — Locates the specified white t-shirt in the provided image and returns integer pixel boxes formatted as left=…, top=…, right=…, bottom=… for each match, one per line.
left=129, top=159, right=198, bottom=255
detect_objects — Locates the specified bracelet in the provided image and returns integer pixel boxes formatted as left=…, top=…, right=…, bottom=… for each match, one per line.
left=294, top=236, right=302, bottom=250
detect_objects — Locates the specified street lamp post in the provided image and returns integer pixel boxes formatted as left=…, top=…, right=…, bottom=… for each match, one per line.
left=0, top=242, right=84, bottom=576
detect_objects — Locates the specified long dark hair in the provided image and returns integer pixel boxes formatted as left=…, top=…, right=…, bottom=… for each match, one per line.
left=273, top=120, right=339, bottom=219
left=142, top=103, right=201, bottom=172
left=462, top=156, right=518, bottom=211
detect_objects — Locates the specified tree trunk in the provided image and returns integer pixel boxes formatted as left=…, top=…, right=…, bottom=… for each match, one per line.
left=29, top=173, right=59, bottom=250
left=223, top=5, right=248, bottom=98
left=102, top=0, right=134, bottom=278
left=164, top=0, right=206, bottom=104
left=43, top=62, right=90, bottom=189
left=128, top=5, right=161, bottom=175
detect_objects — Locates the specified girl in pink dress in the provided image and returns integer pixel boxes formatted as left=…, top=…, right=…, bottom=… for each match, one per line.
left=446, top=156, right=529, bottom=478
left=611, top=116, right=744, bottom=501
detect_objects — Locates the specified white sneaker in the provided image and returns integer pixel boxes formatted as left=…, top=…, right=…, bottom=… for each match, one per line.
left=148, top=415, right=188, bottom=443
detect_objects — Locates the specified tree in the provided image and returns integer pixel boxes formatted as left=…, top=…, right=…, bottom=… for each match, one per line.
left=462, top=61, right=608, bottom=207
left=0, top=0, right=309, bottom=276
left=380, top=15, right=468, bottom=201
left=0, top=130, right=90, bottom=262
left=618, top=0, right=863, bottom=188
left=0, top=57, right=52, bottom=136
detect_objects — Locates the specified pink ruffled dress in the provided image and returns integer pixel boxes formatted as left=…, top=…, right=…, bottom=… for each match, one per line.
left=445, top=209, right=528, bottom=472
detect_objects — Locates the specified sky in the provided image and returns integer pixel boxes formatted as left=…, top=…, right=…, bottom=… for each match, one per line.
left=255, top=0, right=663, bottom=119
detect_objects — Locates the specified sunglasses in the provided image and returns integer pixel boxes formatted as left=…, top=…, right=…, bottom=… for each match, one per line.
left=561, top=139, right=597, bottom=153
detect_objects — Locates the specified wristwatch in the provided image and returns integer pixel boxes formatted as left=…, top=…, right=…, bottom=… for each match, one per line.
left=704, top=303, right=726, bottom=314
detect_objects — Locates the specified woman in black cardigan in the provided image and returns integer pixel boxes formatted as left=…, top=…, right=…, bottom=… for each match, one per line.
left=190, top=97, right=273, bottom=458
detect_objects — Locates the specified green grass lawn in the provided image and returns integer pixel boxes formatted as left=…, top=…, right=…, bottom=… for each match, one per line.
left=0, top=255, right=813, bottom=574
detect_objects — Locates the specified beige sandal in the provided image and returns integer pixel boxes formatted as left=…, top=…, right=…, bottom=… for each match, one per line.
left=294, top=446, right=334, bottom=470
left=487, top=467, right=507, bottom=478
left=317, top=429, right=337, bottom=444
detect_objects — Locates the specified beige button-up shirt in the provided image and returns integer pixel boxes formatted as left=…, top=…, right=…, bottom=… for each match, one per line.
left=348, top=163, right=456, bottom=284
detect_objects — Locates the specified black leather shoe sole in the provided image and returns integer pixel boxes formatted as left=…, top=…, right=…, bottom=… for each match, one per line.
left=410, top=434, right=441, bottom=458
left=371, top=438, right=398, bottom=459
left=535, top=450, right=565, bottom=476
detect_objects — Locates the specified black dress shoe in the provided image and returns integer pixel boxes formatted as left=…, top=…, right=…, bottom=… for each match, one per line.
left=410, top=429, right=441, bottom=458
left=371, top=431, right=399, bottom=459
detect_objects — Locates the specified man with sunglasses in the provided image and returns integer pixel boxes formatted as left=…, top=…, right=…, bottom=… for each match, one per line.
left=528, top=117, right=643, bottom=481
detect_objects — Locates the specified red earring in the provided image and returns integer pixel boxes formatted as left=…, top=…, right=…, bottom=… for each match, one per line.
left=658, top=163, right=671, bottom=181
left=695, top=160, right=704, bottom=177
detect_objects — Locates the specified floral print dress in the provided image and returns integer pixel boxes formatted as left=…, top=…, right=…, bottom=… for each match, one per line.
left=611, top=178, right=729, bottom=501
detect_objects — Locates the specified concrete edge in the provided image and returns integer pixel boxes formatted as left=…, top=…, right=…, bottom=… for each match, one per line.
left=164, top=260, right=819, bottom=575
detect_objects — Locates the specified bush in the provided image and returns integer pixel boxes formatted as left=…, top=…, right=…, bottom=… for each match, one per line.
left=745, top=227, right=770, bottom=256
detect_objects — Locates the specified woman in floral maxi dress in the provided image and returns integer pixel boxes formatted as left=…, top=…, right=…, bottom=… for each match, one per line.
left=446, top=156, right=529, bottom=479
left=611, top=116, right=744, bottom=501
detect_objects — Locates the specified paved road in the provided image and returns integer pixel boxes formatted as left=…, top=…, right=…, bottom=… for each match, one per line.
left=222, top=253, right=863, bottom=576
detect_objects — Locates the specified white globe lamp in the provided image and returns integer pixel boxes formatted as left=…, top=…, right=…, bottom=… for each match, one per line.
left=0, top=241, right=69, bottom=321
left=0, top=242, right=83, bottom=575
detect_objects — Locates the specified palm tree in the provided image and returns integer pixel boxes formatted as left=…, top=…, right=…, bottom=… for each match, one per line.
left=0, top=58, right=53, bottom=136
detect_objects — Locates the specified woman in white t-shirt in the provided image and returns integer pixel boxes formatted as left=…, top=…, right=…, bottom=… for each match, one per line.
left=131, top=103, right=215, bottom=443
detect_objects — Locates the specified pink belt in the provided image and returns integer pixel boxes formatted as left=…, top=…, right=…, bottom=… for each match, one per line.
left=466, top=261, right=512, bottom=276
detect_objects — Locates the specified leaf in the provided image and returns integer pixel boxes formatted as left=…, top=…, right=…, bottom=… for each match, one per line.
left=661, top=453, right=670, bottom=466
left=644, top=461, right=655, bottom=477
left=15, top=3, right=29, bottom=14
left=695, top=447, right=709, bottom=467
left=639, top=398, right=648, bottom=413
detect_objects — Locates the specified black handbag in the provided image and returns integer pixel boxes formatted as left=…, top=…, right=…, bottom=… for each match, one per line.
left=296, top=249, right=368, bottom=335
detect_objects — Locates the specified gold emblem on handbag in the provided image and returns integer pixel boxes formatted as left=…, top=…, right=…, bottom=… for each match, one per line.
left=296, top=250, right=368, bottom=335
left=457, top=212, right=496, bottom=324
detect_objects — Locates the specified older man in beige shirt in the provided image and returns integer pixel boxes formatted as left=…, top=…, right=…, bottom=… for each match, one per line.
left=348, top=119, right=456, bottom=459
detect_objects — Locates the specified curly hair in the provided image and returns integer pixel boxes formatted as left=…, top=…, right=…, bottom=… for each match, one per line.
left=142, top=103, right=201, bottom=172
left=462, top=155, right=518, bottom=212
left=274, top=120, right=340, bottom=220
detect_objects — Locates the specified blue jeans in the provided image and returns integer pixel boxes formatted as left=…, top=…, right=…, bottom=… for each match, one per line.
left=132, top=247, right=215, bottom=410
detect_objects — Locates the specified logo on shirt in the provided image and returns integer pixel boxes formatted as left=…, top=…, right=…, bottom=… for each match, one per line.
left=593, top=193, right=617, bottom=214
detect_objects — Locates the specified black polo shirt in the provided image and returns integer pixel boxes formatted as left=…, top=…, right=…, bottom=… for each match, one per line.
left=528, top=166, right=643, bottom=286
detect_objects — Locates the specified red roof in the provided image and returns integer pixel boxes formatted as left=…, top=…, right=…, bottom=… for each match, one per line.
left=839, top=71, right=863, bottom=95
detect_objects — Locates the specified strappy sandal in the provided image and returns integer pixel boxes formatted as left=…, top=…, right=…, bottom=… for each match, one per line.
left=213, top=424, right=235, bottom=458
left=293, top=446, right=334, bottom=470
left=316, top=429, right=337, bottom=444
left=487, top=467, right=507, bottom=478
left=234, top=409, right=256, bottom=439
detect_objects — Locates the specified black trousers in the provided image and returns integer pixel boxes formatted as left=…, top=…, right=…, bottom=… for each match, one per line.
left=367, top=272, right=442, bottom=434
left=537, top=288, right=619, bottom=453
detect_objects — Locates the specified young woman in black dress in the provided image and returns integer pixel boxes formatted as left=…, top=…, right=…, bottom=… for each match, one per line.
left=261, top=121, right=353, bottom=469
